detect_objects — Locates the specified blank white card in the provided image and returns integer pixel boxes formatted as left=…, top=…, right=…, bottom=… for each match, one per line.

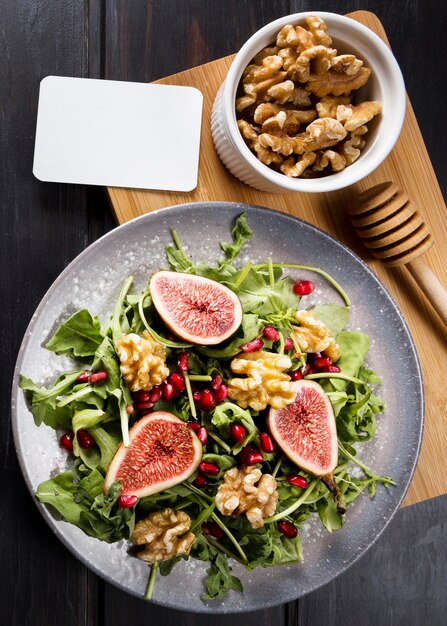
left=33, top=76, right=203, bottom=192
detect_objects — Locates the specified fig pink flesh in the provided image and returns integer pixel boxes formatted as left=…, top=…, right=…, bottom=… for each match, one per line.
left=150, top=271, right=242, bottom=345
left=104, top=412, right=202, bottom=498
left=268, top=380, right=338, bottom=475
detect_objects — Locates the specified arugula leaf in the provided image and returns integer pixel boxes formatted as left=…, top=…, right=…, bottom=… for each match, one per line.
left=91, top=336, right=121, bottom=398
left=202, top=553, right=243, bottom=600
left=316, top=497, right=344, bottom=532
left=321, top=331, right=370, bottom=393
left=19, top=372, right=80, bottom=429
left=45, top=309, right=103, bottom=358
left=310, top=304, right=350, bottom=336
left=220, top=213, right=252, bottom=262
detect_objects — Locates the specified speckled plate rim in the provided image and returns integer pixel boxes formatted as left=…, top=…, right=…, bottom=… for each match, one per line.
left=11, top=202, right=424, bottom=613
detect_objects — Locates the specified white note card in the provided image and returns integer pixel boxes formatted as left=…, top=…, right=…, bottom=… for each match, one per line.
left=33, top=76, right=203, bottom=192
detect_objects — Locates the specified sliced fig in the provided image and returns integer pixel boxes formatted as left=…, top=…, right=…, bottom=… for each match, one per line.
left=104, top=411, right=202, bottom=498
left=267, top=380, right=338, bottom=476
left=150, top=271, right=242, bottom=345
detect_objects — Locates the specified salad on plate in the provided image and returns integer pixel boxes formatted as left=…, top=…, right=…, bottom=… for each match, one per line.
left=20, top=213, right=393, bottom=601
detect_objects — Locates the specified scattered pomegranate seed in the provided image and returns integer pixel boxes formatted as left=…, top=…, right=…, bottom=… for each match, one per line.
left=126, top=404, right=134, bottom=415
left=177, top=352, right=189, bottom=371
left=192, top=474, right=207, bottom=488
left=168, top=372, right=185, bottom=393
left=198, top=461, right=220, bottom=476
left=287, top=475, right=308, bottom=489
left=132, top=390, right=151, bottom=402
left=59, top=431, right=74, bottom=453
left=241, top=337, right=264, bottom=352
left=289, top=370, right=303, bottom=381
left=117, top=495, right=138, bottom=508
left=198, top=389, right=216, bottom=412
left=278, top=520, right=298, bottom=538
left=193, top=390, right=202, bottom=403
left=211, top=375, right=222, bottom=391
left=77, top=429, right=95, bottom=449
left=202, top=521, right=224, bottom=541
left=293, top=280, right=315, bottom=296
left=259, top=432, right=276, bottom=453
left=149, top=387, right=162, bottom=403
left=187, top=421, right=201, bottom=432
left=230, top=422, right=247, bottom=443
left=313, top=356, right=332, bottom=370
left=76, top=370, right=90, bottom=383
left=262, top=325, right=280, bottom=342
left=302, top=364, right=316, bottom=376
left=197, top=427, right=208, bottom=445
left=239, top=445, right=263, bottom=466
left=284, top=337, right=294, bottom=351
left=214, top=383, right=228, bottom=403
left=162, top=382, right=175, bottom=402
left=308, top=352, right=321, bottom=361
left=324, top=364, right=341, bottom=373
left=89, top=371, right=107, bottom=384
left=134, top=401, right=154, bottom=412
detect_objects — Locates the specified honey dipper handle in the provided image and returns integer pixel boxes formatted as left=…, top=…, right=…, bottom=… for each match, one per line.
left=406, top=257, right=447, bottom=327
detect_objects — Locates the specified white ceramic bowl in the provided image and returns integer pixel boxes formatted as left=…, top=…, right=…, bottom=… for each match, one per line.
left=211, top=11, right=406, bottom=193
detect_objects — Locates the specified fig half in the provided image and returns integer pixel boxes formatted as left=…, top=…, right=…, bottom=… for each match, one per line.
left=150, top=271, right=243, bottom=345
left=267, top=380, right=338, bottom=476
left=104, top=411, right=202, bottom=498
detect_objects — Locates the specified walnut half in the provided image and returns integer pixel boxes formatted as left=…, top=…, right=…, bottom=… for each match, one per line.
left=115, top=331, right=169, bottom=392
left=215, top=466, right=278, bottom=529
left=131, top=508, right=195, bottom=563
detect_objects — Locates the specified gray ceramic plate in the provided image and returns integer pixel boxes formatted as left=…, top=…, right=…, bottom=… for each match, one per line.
left=12, top=202, right=423, bottom=613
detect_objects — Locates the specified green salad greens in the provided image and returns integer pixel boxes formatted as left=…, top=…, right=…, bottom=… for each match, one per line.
left=20, top=213, right=393, bottom=602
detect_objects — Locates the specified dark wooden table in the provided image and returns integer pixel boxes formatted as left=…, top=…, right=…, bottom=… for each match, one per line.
left=2, top=1, right=447, bottom=624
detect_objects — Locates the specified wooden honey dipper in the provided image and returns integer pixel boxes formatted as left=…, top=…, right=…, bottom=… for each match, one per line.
left=348, top=181, right=447, bottom=326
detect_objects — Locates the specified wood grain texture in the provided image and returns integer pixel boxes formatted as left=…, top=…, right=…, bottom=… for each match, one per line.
left=106, top=10, right=447, bottom=509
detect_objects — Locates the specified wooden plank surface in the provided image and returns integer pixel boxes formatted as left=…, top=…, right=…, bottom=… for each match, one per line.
left=106, top=10, right=447, bottom=509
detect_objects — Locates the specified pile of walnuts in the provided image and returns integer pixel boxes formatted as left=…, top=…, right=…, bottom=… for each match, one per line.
left=236, top=16, right=382, bottom=178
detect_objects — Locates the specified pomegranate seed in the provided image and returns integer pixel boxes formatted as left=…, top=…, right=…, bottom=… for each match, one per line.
left=211, top=375, right=222, bottom=391
left=262, top=325, right=280, bottom=342
left=202, top=521, right=224, bottom=541
left=289, top=370, right=303, bottom=381
left=126, top=404, right=134, bottom=415
left=192, top=474, right=207, bottom=488
left=198, top=389, right=216, bottom=412
left=313, top=356, right=332, bottom=370
left=324, top=364, right=341, bottom=373
left=193, top=390, right=202, bottom=403
left=239, top=445, right=263, bottom=466
left=278, top=520, right=298, bottom=538
left=197, top=427, right=208, bottom=445
left=177, top=352, right=189, bottom=371
left=117, top=495, right=138, bottom=508
left=308, top=352, right=322, bottom=361
left=241, top=337, right=264, bottom=352
left=293, top=280, right=315, bottom=296
left=134, top=401, right=154, bottom=412
left=169, top=372, right=185, bottom=393
left=162, top=382, right=175, bottom=402
left=59, top=431, right=74, bottom=453
left=284, top=337, right=294, bottom=351
left=287, top=475, right=308, bottom=489
left=230, top=422, right=247, bottom=443
left=132, top=390, right=151, bottom=402
left=198, top=461, right=220, bottom=476
left=302, top=364, right=316, bottom=375
left=259, top=432, right=276, bottom=453
left=77, top=429, right=95, bottom=449
left=149, top=387, right=162, bottom=403
left=76, top=370, right=90, bottom=383
left=214, top=383, right=228, bottom=403
left=89, top=371, right=107, bottom=384
left=187, top=421, right=201, bottom=432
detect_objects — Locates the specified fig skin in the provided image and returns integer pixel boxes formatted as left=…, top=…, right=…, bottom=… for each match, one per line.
left=150, top=271, right=243, bottom=345
left=267, top=380, right=338, bottom=476
left=104, top=411, right=202, bottom=499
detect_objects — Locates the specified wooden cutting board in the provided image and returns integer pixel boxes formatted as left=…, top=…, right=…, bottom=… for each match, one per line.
left=106, top=11, right=447, bottom=508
